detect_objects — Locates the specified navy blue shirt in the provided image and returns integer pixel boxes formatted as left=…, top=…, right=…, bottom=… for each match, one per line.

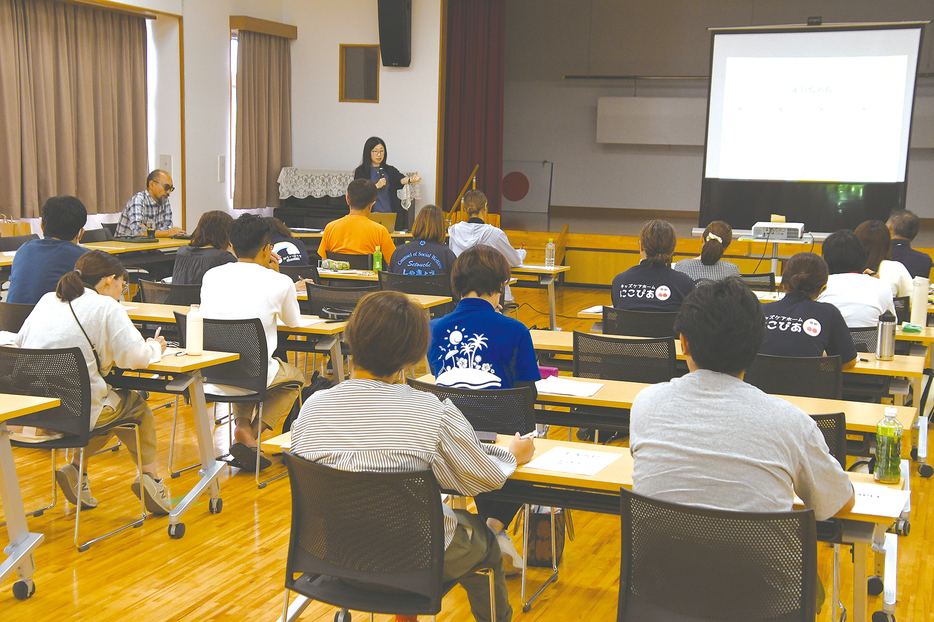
left=270, top=233, right=309, bottom=265
left=890, top=239, right=932, bottom=280
left=429, top=298, right=540, bottom=390
left=611, top=260, right=696, bottom=311
left=760, top=292, right=857, bottom=363
left=389, top=239, right=457, bottom=276
left=7, top=238, right=87, bottom=304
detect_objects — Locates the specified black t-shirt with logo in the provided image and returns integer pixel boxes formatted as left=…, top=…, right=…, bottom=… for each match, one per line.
left=760, top=292, right=857, bottom=363
left=389, top=239, right=457, bottom=276
left=610, top=260, right=696, bottom=311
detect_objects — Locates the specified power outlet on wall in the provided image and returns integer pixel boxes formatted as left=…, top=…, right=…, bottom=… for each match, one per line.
left=159, top=154, right=172, bottom=177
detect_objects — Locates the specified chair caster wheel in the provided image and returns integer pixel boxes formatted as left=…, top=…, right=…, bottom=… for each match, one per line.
left=168, top=522, right=186, bottom=539
left=919, top=463, right=933, bottom=478
left=867, top=576, right=884, bottom=596
left=12, top=579, right=35, bottom=600
left=258, top=482, right=267, bottom=490
left=78, top=543, right=90, bottom=552
left=910, top=448, right=918, bottom=461
left=334, top=609, right=351, bottom=622
left=209, top=497, right=223, bottom=514
left=522, top=604, right=532, bottom=613
left=871, top=612, right=895, bottom=622
left=33, top=509, right=44, bottom=517
left=576, top=428, right=592, bottom=442
left=111, top=444, right=120, bottom=452
left=888, top=519, right=909, bottom=537
left=170, top=471, right=181, bottom=478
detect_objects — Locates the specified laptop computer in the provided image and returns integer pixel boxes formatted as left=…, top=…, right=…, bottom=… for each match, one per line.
left=367, top=212, right=396, bottom=233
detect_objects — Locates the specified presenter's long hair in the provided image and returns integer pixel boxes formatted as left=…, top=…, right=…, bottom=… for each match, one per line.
left=358, top=136, right=388, bottom=173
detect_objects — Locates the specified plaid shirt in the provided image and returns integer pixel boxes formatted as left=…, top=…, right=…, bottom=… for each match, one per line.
left=115, top=190, right=174, bottom=236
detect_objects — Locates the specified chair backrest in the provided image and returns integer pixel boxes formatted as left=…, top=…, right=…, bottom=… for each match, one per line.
left=326, top=251, right=372, bottom=270
left=739, top=272, right=776, bottom=292
left=173, top=313, right=267, bottom=394
left=619, top=488, right=816, bottom=622
left=849, top=327, right=878, bottom=353
left=79, top=228, right=113, bottom=243
left=810, top=412, right=846, bottom=469
left=0, top=301, right=35, bottom=332
left=406, top=378, right=535, bottom=435
left=0, top=234, right=39, bottom=252
left=602, top=307, right=678, bottom=338
left=0, top=346, right=92, bottom=442
left=299, top=282, right=379, bottom=318
left=744, top=354, right=842, bottom=400
left=278, top=263, right=320, bottom=284
left=893, top=296, right=910, bottom=324
left=282, top=452, right=445, bottom=607
left=573, top=331, right=676, bottom=384
left=102, top=223, right=118, bottom=235
left=139, top=279, right=202, bottom=306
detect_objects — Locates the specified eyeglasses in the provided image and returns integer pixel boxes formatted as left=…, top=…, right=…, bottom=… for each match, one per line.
left=161, top=183, right=175, bottom=192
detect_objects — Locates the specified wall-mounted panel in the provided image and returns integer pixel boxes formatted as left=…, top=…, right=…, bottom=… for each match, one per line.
left=597, top=97, right=706, bottom=145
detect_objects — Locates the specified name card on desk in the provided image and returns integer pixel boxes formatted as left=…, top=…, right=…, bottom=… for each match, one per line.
left=536, top=376, right=603, bottom=397
left=525, top=446, right=621, bottom=477
left=851, top=482, right=910, bottom=518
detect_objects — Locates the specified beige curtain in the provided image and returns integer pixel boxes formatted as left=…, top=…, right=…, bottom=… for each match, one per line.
left=234, top=29, right=292, bottom=210
left=0, top=0, right=147, bottom=218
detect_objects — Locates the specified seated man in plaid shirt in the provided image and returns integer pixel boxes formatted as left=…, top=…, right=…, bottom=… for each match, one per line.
left=115, top=169, right=185, bottom=238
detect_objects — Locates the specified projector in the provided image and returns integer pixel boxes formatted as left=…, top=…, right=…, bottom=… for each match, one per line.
left=752, top=222, right=805, bottom=240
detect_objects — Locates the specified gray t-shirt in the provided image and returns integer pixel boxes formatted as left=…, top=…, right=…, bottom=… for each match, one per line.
left=630, top=369, right=853, bottom=521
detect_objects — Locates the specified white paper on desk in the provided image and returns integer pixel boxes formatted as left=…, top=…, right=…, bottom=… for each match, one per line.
left=850, top=482, right=910, bottom=518
left=517, top=264, right=550, bottom=270
left=276, top=317, right=323, bottom=328
left=580, top=305, right=604, bottom=314
left=163, top=347, right=185, bottom=356
left=0, top=330, right=17, bottom=345
left=535, top=376, right=603, bottom=397
left=524, top=446, right=621, bottom=476
left=2, top=251, right=16, bottom=256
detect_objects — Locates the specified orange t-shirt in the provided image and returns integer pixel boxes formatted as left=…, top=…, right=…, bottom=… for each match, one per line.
left=318, top=214, right=396, bottom=260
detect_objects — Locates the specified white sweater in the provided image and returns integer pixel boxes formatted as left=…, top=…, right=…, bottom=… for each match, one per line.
left=16, top=289, right=162, bottom=428
left=877, top=259, right=913, bottom=298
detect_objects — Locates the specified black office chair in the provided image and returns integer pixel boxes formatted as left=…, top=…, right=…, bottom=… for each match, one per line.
left=379, top=271, right=454, bottom=317
left=618, top=488, right=817, bottom=622
left=174, top=314, right=302, bottom=488
left=843, top=327, right=893, bottom=402
left=893, top=296, right=910, bottom=324
left=739, top=272, right=777, bottom=292
left=0, top=301, right=35, bottom=332
left=102, top=223, right=118, bottom=236
left=300, top=282, right=378, bottom=320
left=744, top=354, right=843, bottom=400
left=79, top=228, right=113, bottom=243
left=278, top=264, right=320, bottom=284
left=406, top=379, right=534, bottom=435
left=602, top=307, right=678, bottom=338
left=0, top=234, right=39, bottom=252
left=569, top=332, right=676, bottom=442
left=138, top=279, right=201, bottom=306
left=849, top=327, right=878, bottom=353
left=325, top=251, right=372, bottom=270
left=280, top=452, right=497, bottom=621
left=0, top=346, right=145, bottom=551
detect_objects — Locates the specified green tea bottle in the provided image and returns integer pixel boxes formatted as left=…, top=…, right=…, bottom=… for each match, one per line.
left=874, top=406, right=902, bottom=484
left=373, top=246, right=383, bottom=271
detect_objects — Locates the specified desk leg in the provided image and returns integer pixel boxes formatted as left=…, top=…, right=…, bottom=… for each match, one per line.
left=330, top=338, right=344, bottom=384
left=844, top=520, right=878, bottom=622
left=0, top=424, right=44, bottom=598
left=542, top=274, right=558, bottom=331
left=168, top=371, right=224, bottom=537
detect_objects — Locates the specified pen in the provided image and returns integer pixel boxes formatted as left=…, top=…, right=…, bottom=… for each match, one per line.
left=858, top=357, right=868, bottom=362
left=175, top=350, right=188, bottom=356
left=520, top=431, right=537, bottom=439
left=153, top=326, right=162, bottom=339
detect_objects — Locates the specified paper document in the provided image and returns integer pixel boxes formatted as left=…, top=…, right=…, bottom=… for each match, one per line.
left=2, top=251, right=15, bottom=257
left=850, top=482, right=910, bottom=518
left=524, top=446, right=621, bottom=476
left=277, top=317, right=323, bottom=328
left=580, top=305, right=604, bottom=314
left=536, top=376, right=603, bottom=397
left=163, top=347, right=185, bottom=356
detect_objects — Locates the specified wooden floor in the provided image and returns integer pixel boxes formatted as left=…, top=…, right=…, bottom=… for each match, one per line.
left=1, top=284, right=932, bottom=621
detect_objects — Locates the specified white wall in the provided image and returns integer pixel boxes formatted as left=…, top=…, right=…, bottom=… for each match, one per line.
left=284, top=0, right=442, bottom=216
left=504, top=0, right=934, bottom=229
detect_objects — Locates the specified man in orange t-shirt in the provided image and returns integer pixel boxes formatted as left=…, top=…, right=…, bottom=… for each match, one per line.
left=319, top=179, right=396, bottom=260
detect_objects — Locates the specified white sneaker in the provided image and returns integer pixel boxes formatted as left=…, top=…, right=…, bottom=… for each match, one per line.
left=132, top=474, right=172, bottom=515
left=496, top=530, right=523, bottom=576
left=56, top=464, right=98, bottom=509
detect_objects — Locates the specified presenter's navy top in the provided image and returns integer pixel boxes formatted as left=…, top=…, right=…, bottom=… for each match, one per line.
left=760, top=292, right=857, bottom=363
left=369, top=167, right=392, bottom=213
left=611, top=260, right=696, bottom=311
left=429, top=298, right=540, bottom=390
left=390, top=239, right=457, bottom=276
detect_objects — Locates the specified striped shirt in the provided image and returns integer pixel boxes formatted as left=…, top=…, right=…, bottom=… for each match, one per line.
left=291, top=379, right=518, bottom=548
left=673, top=257, right=740, bottom=282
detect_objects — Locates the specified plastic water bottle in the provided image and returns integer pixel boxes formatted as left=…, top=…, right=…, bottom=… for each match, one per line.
left=372, top=246, right=383, bottom=271
left=545, top=238, right=555, bottom=269
left=874, top=406, right=902, bottom=484
left=186, top=304, right=203, bottom=356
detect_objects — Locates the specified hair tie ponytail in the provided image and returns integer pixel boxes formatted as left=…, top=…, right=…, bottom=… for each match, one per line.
left=705, top=233, right=723, bottom=244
